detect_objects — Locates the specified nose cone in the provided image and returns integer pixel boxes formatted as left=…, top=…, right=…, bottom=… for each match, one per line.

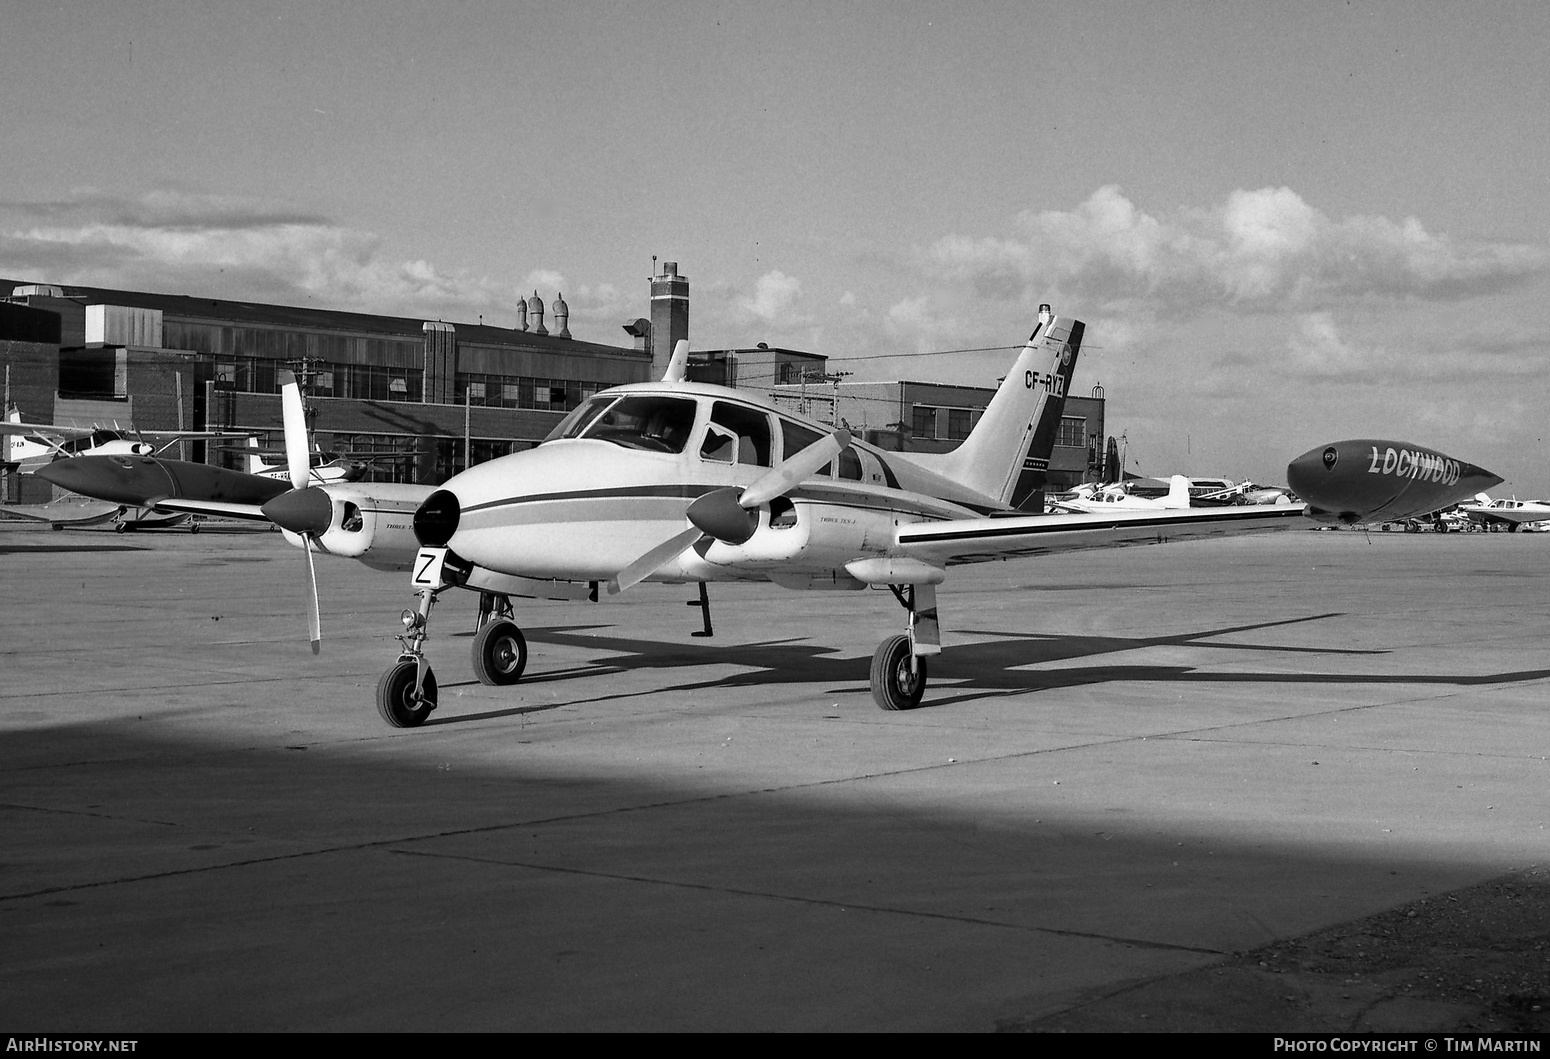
left=1286, top=443, right=1380, bottom=522
left=261, top=486, right=333, bottom=535
left=414, top=488, right=461, bottom=546
left=34, top=455, right=171, bottom=505
left=687, top=487, right=758, bottom=544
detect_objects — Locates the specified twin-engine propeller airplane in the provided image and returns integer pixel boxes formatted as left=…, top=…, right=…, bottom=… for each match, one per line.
left=279, top=304, right=1329, bottom=728
left=29, top=304, right=1503, bottom=730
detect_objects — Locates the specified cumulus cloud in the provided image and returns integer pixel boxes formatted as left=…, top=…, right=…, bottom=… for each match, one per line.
left=0, top=189, right=565, bottom=329
left=1283, top=312, right=1382, bottom=378
left=738, top=270, right=804, bottom=322
left=924, top=185, right=1550, bottom=317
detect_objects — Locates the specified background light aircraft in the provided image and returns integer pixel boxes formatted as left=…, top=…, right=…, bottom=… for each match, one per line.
left=1457, top=494, right=1550, bottom=532
left=1286, top=439, right=1503, bottom=526
left=1194, top=480, right=1297, bottom=506
left=304, top=305, right=1340, bottom=729
left=240, top=437, right=397, bottom=485
left=1047, top=474, right=1193, bottom=513
left=2, top=406, right=248, bottom=471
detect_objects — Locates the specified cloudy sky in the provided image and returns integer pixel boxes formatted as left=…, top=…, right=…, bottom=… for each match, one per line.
left=4, top=1, right=1549, bottom=491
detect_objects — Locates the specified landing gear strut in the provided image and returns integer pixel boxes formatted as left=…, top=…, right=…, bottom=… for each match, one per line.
left=376, top=586, right=441, bottom=728
left=870, top=583, right=940, bottom=711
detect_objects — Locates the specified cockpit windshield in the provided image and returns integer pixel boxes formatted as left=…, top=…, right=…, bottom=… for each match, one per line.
left=543, top=394, right=698, bottom=453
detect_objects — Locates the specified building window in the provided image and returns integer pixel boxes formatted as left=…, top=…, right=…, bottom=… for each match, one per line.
left=1056, top=415, right=1086, bottom=449
left=911, top=405, right=937, bottom=438
left=947, top=408, right=972, bottom=441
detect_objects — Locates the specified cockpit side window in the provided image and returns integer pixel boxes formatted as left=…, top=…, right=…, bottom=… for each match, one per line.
left=710, top=402, right=772, bottom=467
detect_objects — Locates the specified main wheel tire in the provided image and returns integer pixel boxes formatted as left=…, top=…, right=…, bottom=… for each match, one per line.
left=871, top=634, right=927, bottom=711
left=376, top=659, right=437, bottom=728
left=472, top=619, right=527, bottom=686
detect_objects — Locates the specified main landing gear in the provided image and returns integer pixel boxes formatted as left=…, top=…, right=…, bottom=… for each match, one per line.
left=870, top=583, right=940, bottom=711
left=375, top=587, right=528, bottom=728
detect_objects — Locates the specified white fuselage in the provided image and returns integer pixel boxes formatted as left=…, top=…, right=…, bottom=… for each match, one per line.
left=435, top=383, right=1002, bottom=587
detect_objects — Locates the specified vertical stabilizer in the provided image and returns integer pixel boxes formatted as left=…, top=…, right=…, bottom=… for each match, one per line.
left=930, top=308, right=1084, bottom=507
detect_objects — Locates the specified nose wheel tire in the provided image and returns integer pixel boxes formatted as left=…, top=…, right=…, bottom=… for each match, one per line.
left=376, top=659, right=437, bottom=728
left=871, top=633, right=927, bottom=711
left=472, top=619, right=528, bottom=686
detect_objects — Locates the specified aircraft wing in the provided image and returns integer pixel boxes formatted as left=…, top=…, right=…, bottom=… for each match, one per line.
left=0, top=421, right=251, bottom=438
left=0, top=421, right=98, bottom=440
left=894, top=503, right=1309, bottom=567
left=0, top=500, right=127, bottom=526
left=146, top=497, right=275, bottom=522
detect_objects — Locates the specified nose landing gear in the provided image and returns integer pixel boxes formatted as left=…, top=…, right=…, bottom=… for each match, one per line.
left=376, top=587, right=440, bottom=728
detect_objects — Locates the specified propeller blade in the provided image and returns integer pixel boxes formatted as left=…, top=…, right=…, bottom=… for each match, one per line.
left=302, top=536, right=321, bottom=655
left=739, top=428, right=851, bottom=508
left=609, top=429, right=853, bottom=592
left=606, top=525, right=705, bottom=595
left=279, top=370, right=311, bottom=490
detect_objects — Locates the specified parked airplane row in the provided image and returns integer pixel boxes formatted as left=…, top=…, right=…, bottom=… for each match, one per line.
left=1, top=406, right=386, bottom=530
left=15, top=305, right=1506, bottom=727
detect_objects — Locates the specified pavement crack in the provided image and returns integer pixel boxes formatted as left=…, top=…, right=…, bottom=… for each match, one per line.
left=386, top=845, right=1227, bottom=957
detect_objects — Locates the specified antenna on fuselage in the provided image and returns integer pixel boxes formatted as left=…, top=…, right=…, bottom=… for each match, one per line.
left=661, top=339, right=690, bottom=384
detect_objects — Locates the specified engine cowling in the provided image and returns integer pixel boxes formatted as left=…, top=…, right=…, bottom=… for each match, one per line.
left=279, top=483, right=431, bottom=571
left=700, top=499, right=896, bottom=573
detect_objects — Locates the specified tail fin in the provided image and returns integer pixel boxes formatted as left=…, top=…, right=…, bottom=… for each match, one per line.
left=246, top=436, right=264, bottom=475
left=1163, top=475, right=1192, bottom=509
left=931, top=306, right=1084, bottom=507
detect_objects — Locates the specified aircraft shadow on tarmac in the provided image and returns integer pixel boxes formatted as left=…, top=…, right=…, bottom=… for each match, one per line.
left=427, top=613, right=1550, bottom=725
left=0, top=543, right=148, bottom=555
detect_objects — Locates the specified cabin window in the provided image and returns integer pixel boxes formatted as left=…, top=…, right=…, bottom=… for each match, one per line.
left=701, top=422, right=737, bottom=464
left=780, top=420, right=831, bottom=476
left=710, top=402, right=772, bottom=467
left=838, top=449, right=863, bottom=480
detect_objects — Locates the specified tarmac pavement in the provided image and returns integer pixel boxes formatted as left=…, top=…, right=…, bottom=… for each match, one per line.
left=0, top=520, right=1546, bottom=1031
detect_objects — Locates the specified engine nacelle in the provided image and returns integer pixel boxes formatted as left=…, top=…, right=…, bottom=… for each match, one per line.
left=701, top=499, right=896, bottom=573
left=280, top=483, right=430, bottom=571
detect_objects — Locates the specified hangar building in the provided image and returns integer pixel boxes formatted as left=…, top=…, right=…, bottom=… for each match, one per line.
left=2, top=261, right=1104, bottom=509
